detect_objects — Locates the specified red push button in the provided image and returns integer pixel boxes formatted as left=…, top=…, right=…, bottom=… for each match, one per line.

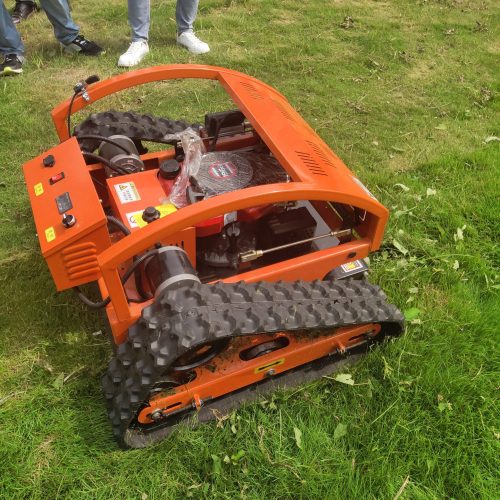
left=49, top=172, right=65, bottom=185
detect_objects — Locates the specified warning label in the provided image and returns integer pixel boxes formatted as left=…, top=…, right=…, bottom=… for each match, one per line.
left=34, top=183, right=44, bottom=197
left=114, top=182, right=141, bottom=204
left=208, top=161, right=237, bottom=179
left=341, top=260, right=364, bottom=273
left=45, top=226, right=56, bottom=242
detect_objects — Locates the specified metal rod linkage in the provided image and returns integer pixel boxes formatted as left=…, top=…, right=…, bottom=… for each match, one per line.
left=239, top=229, right=352, bottom=263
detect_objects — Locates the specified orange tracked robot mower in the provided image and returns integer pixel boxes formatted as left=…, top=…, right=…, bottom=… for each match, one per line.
left=23, top=65, right=403, bottom=448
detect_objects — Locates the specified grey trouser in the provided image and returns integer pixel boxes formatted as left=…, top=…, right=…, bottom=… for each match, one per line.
left=128, top=0, right=199, bottom=41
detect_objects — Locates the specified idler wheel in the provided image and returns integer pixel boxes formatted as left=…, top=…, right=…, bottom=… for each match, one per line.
left=171, top=339, right=230, bottom=372
left=239, top=337, right=290, bottom=361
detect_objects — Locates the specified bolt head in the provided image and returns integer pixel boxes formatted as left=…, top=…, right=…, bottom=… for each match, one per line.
left=150, top=410, right=163, bottom=421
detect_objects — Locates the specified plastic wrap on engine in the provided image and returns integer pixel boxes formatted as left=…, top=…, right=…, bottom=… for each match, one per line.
left=189, top=151, right=288, bottom=200
left=169, top=128, right=205, bottom=208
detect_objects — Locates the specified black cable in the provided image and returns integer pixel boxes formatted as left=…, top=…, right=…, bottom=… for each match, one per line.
left=106, top=215, right=152, bottom=301
left=67, top=92, right=78, bottom=138
left=121, top=249, right=160, bottom=285
left=82, top=151, right=127, bottom=176
left=90, top=175, right=106, bottom=189
left=74, top=287, right=111, bottom=309
left=76, top=135, right=133, bottom=154
left=106, top=215, right=130, bottom=236
left=74, top=248, right=160, bottom=309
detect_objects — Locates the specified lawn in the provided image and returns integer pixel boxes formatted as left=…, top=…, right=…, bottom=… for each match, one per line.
left=0, top=0, right=498, bottom=498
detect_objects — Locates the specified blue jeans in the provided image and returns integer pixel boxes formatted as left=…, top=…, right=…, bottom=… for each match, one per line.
left=0, top=0, right=79, bottom=56
left=128, top=0, right=199, bottom=42
left=0, top=1, right=24, bottom=55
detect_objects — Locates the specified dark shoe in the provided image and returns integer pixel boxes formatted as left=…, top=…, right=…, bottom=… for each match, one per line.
left=11, top=1, right=38, bottom=24
left=63, top=35, right=105, bottom=56
left=0, top=54, right=24, bottom=76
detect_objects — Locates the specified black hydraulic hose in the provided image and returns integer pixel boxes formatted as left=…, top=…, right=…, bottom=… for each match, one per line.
left=76, top=135, right=133, bottom=154
left=82, top=151, right=127, bottom=176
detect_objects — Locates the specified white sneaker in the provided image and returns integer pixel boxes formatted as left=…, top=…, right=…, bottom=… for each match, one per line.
left=176, top=31, right=210, bottom=55
left=118, top=40, right=149, bottom=67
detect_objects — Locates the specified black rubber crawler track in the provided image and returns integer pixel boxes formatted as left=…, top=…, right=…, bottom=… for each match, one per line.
left=102, top=279, right=404, bottom=448
left=74, top=111, right=201, bottom=152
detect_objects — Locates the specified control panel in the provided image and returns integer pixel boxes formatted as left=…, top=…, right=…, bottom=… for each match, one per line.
left=23, top=138, right=111, bottom=291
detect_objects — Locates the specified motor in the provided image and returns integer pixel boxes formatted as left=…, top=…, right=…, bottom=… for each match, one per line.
left=98, top=135, right=144, bottom=176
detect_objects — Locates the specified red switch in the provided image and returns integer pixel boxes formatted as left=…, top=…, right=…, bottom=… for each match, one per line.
left=49, top=172, right=65, bottom=185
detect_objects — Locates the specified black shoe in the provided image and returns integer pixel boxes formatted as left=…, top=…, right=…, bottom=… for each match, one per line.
left=0, top=54, right=24, bottom=76
left=11, top=1, right=38, bottom=24
left=63, top=35, right=105, bottom=56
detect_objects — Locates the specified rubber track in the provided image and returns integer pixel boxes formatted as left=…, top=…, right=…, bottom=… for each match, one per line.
left=74, top=111, right=201, bottom=152
left=102, top=279, right=404, bottom=447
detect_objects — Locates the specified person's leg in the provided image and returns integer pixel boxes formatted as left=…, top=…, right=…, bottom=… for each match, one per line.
left=0, top=1, right=24, bottom=55
left=176, top=0, right=209, bottom=54
left=0, top=1, right=25, bottom=75
left=128, top=0, right=149, bottom=42
left=38, top=0, right=78, bottom=45
left=38, top=0, right=103, bottom=55
left=118, top=0, right=150, bottom=67
left=176, top=0, right=199, bottom=34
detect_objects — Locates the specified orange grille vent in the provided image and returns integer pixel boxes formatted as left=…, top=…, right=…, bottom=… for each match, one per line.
left=306, top=140, right=337, bottom=170
left=295, top=151, right=328, bottom=176
left=239, top=81, right=264, bottom=100
left=272, top=98, right=295, bottom=121
left=62, top=242, right=100, bottom=281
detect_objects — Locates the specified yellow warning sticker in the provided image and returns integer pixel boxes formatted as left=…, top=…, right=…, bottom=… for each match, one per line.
left=130, top=203, right=177, bottom=229
left=34, top=183, right=44, bottom=196
left=114, top=181, right=141, bottom=204
left=254, top=358, right=285, bottom=374
left=341, top=260, right=363, bottom=272
left=45, top=226, right=56, bottom=242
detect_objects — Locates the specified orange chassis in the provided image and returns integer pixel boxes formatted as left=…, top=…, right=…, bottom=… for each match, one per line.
left=23, top=65, right=391, bottom=430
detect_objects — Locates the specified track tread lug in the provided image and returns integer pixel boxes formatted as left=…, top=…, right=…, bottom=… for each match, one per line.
left=102, top=278, right=404, bottom=448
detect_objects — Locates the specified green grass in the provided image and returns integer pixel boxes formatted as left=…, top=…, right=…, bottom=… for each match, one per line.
left=0, top=0, right=499, bottom=498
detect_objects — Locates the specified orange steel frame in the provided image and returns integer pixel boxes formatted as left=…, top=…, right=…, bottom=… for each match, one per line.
left=21, top=64, right=394, bottom=423
left=47, top=64, right=389, bottom=346
left=138, top=324, right=381, bottom=424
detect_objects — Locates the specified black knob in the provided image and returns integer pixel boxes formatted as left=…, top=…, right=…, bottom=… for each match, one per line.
left=43, top=154, right=55, bottom=167
left=85, top=75, right=100, bottom=85
left=159, top=159, right=181, bottom=180
left=62, top=213, right=76, bottom=228
left=142, top=206, right=161, bottom=223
